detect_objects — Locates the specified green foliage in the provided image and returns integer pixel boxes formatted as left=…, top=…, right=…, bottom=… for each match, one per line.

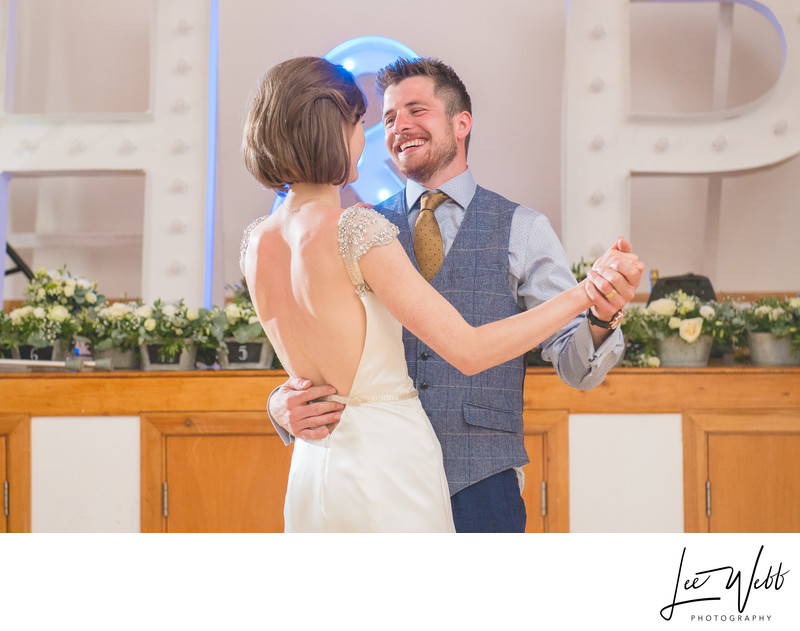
left=743, top=296, right=800, bottom=352
left=78, top=300, right=146, bottom=353
left=137, top=299, right=206, bottom=361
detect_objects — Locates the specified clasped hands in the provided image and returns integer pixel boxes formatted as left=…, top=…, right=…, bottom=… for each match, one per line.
left=582, top=237, right=644, bottom=323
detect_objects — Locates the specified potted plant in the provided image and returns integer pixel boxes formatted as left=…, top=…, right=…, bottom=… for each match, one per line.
left=619, top=306, right=661, bottom=367
left=709, top=297, right=748, bottom=361
left=7, top=304, right=78, bottom=361
left=641, top=290, right=724, bottom=367
left=0, top=310, right=12, bottom=358
left=78, top=300, right=144, bottom=370
left=138, top=299, right=201, bottom=371
left=214, top=284, right=273, bottom=369
left=25, top=265, right=102, bottom=313
left=742, top=297, right=800, bottom=366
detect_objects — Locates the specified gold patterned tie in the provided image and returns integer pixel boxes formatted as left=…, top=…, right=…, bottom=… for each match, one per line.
left=414, top=192, right=449, bottom=282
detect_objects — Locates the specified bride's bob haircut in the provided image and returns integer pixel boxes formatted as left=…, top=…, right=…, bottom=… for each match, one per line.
left=243, top=56, right=367, bottom=193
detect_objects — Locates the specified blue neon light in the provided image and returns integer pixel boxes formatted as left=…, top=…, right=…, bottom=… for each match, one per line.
left=271, top=36, right=418, bottom=213
left=203, top=0, right=219, bottom=308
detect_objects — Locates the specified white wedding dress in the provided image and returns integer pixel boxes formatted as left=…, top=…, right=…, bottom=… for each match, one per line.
left=283, top=205, right=455, bottom=532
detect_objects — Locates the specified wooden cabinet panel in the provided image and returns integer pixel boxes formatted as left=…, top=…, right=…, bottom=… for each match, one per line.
left=166, top=435, right=291, bottom=533
left=709, top=433, right=800, bottom=533
left=141, top=412, right=290, bottom=533
left=0, top=435, right=6, bottom=533
left=522, top=434, right=544, bottom=533
left=0, top=415, right=30, bottom=533
left=683, top=410, right=800, bottom=533
left=522, top=410, right=569, bottom=533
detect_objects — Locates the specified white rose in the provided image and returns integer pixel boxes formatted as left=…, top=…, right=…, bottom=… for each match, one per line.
left=754, top=305, right=772, bottom=319
left=47, top=305, right=70, bottom=322
left=699, top=305, right=715, bottom=320
left=647, top=298, right=677, bottom=317
left=162, top=305, right=178, bottom=318
left=770, top=307, right=785, bottom=321
left=86, top=292, right=97, bottom=304
left=224, top=304, right=241, bottom=322
left=647, top=356, right=661, bottom=367
left=9, top=307, right=30, bottom=322
left=248, top=315, right=260, bottom=324
left=144, top=318, right=157, bottom=332
left=37, top=288, right=46, bottom=300
left=34, top=307, right=47, bottom=319
left=175, top=328, right=183, bottom=336
left=77, top=279, right=91, bottom=289
left=136, top=306, right=152, bottom=318
left=679, top=317, right=703, bottom=344
left=789, top=298, right=800, bottom=309
left=109, top=302, right=130, bottom=318
left=678, top=297, right=696, bottom=315
left=668, top=317, right=681, bottom=330
left=63, top=282, right=75, bottom=298
left=186, top=309, right=199, bottom=321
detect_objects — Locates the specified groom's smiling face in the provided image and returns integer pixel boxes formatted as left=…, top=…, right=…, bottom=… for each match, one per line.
left=381, top=76, right=463, bottom=188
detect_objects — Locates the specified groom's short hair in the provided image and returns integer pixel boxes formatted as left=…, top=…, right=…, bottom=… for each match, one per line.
left=243, top=56, right=367, bottom=193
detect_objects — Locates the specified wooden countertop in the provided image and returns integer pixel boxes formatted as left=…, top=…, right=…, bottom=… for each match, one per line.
left=2, top=366, right=799, bottom=416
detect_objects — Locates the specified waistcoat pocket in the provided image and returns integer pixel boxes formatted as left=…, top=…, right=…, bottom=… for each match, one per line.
left=463, top=402, right=522, bottom=433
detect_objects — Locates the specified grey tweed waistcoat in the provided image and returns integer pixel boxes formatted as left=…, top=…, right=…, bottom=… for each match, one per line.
left=377, top=186, right=529, bottom=495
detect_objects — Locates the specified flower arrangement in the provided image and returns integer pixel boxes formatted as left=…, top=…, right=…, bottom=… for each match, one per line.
left=619, top=307, right=660, bottom=367
left=78, top=300, right=145, bottom=353
left=217, top=283, right=265, bottom=344
left=6, top=303, right=78, bottom=349
left=137, top=298, right=205, bottom=362
left=25, top=265, right=103, bottom=312
left=620, top=290, right=740, bottom=367
left=641, top=290, right=724, bottom=345
left=742, top=296, right=800, bottom=352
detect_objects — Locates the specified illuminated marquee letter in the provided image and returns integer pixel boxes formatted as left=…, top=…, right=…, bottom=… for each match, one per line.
left=563, top=0, right=800, bottom=261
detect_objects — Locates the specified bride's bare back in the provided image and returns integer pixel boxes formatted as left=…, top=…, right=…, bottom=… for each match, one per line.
left=243, top=202, right=368, bottom=396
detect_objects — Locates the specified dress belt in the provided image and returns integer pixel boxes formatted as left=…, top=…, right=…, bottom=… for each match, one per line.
left=319, top=389, right=418, bottom=406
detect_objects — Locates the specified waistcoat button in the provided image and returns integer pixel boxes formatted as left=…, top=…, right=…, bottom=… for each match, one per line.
left=419, top=382, right=429, bottom=390
left=421, top=352, right=430, bottom=360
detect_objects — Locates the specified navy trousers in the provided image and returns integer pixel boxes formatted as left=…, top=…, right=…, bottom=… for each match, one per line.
left=450, top=468, right=527, bottom=533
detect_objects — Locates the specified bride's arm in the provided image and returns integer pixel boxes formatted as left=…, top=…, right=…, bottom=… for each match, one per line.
left=361, top=239, right=597, bottom=376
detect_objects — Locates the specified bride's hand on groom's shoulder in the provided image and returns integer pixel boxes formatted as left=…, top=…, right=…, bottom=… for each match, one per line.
left=270, top=376, right=344, bottom=441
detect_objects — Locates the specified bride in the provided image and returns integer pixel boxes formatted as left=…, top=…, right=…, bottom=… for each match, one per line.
left=241, top=56, right=619, bottom=532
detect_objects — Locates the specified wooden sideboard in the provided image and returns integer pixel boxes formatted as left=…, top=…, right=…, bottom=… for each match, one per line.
left=1, top=366, right=799, bottom=532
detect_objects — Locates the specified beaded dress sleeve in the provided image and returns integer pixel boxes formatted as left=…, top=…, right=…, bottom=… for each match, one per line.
left=337, top=205, right=399, bottom=297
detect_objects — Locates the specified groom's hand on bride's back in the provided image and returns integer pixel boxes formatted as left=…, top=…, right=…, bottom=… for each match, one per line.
left=269, top=376, right=344, bottom=440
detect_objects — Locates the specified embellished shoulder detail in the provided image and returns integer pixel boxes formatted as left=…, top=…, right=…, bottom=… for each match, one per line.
left=337, top=205, right=399, bottom=296
left=239, top=215, right=268, bottom=275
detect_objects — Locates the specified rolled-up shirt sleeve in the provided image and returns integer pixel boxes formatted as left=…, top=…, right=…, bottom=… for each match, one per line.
left=509, top=207, right=623, bottom=390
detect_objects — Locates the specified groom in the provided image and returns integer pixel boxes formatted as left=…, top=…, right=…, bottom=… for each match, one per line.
left=268, top=57, right=643, bottom=532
